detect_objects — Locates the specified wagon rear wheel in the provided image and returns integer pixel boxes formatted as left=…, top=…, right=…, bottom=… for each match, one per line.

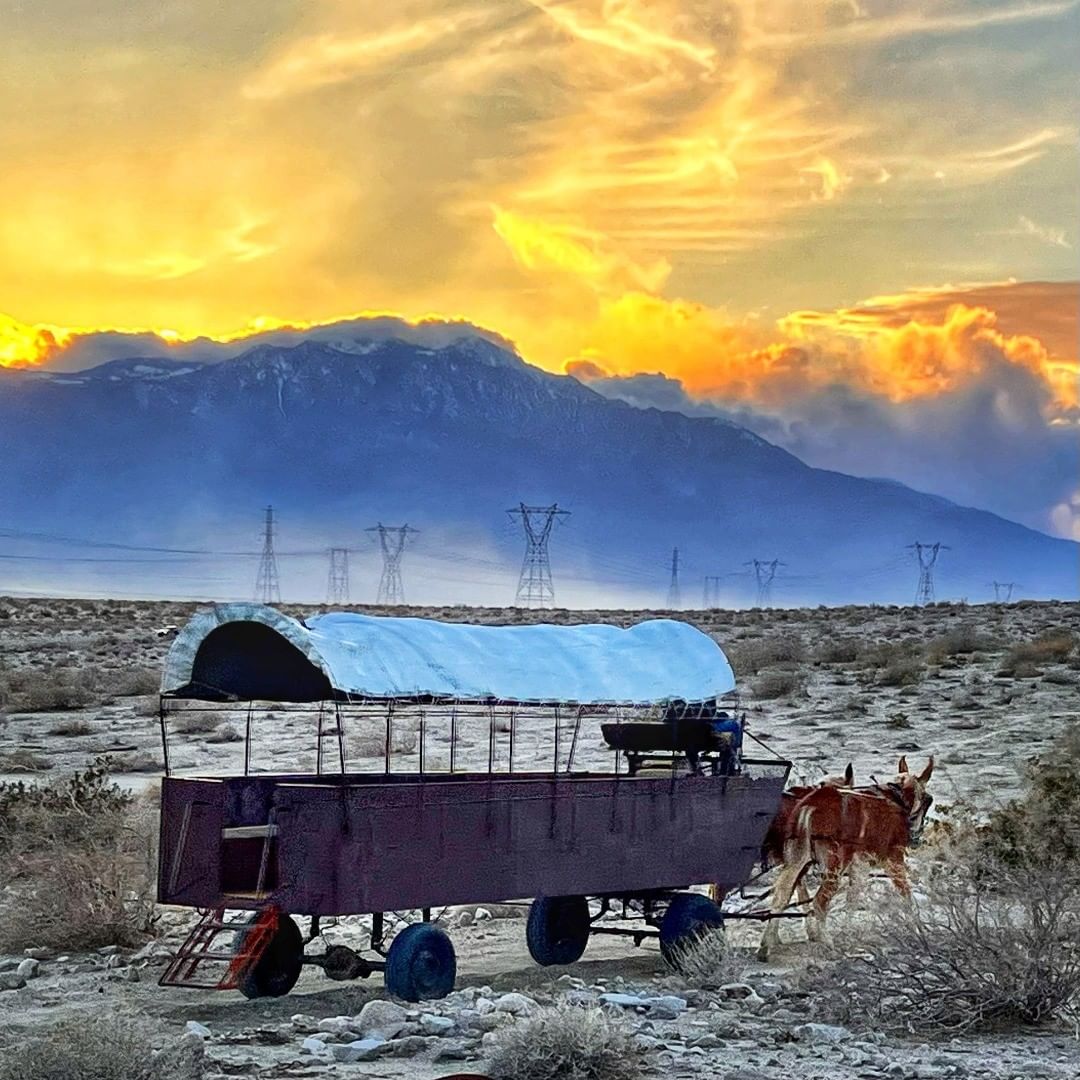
left=384, top=923, right=456, bottom=1002
left=659, top=892, right=725, bottom=970
left=526, top=895, right=591, bottom=966
left=233, top=911, right=303, bottom=999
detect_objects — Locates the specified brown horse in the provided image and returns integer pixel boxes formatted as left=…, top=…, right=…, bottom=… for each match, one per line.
left=757, top=756, right=934, bottom=959
left=709, top=764, right=854, bottom=906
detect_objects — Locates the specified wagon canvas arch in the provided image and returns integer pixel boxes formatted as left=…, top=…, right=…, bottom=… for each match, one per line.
left=155, top=603, right=789, bottom=1001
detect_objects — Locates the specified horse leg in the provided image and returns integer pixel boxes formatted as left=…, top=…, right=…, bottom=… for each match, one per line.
left=883, top=854, right=911, bottom=899
left=807, top=847, right=844, bottom=943
left=758, top=838, right=811, bottom=961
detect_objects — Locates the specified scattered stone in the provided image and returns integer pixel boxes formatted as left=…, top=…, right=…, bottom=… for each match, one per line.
left=317, top=1015, right=358, bottom=1038
left=331, top=1037, right=386, bottom=1062
left=355, top=998, right=409, bottom=1040
left=792, top=1022, right=852, bottom=1045
left=493, top=992, right=536, bottom=1016
left=421, top=1013, right=457, bottom=1035
left=15, top=957, right=39, bottom=979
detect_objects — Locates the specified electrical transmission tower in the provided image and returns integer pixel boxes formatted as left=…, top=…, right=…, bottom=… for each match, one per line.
left=367, top=524, right=418, bottom=605
left=254, top=505, right=281, bottom=604
left=508, top=503, right=569, bottom=608
left=745, top=559, right=785, bottom=608
left=666, top=547, right=681, bottom=609
left=908, top=542, right=950, bottom=606
left=702, top=576, right=723, bottom=609
left=326, top=547, right=350, bottom=605
left=991, top=581, right=1017, bottom=603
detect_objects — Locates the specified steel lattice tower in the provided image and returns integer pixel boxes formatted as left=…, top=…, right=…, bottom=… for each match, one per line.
left=508, top=503, right=569, bottom=608
left=326, top=547, right=350, bottom=605
left=254, top=505, right=281, bottom=604
left=992, top=580, right=1017, bottom=603
left=745, top=559, right=785, bottom=608
left=908, top=542, right=949, bottom=605
left=666, top=547, right=681, bottom=609
left=702, top=575, right=723, bottom=609
left=367, top=524, right=418, bottom=605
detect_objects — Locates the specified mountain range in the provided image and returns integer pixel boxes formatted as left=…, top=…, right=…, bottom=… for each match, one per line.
left=0, top=331, right=1075, bottom=605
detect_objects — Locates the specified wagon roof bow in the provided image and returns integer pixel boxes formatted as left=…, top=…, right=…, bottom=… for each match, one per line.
left=160, top=602, right=736, bottom=705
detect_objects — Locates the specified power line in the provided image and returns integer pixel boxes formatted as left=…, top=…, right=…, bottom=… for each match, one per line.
left=508, top=503, right=569, bottom=608
left=745, top=559, right=786, bottom=607
left=366, top=524, right=418, bottom=605
left=254, top=505, right=281, bottom=604
left=991, top=580, right=1018, bottom=603
left=666, top=547, right=681, bottom=609
left=907, top=542, right=950, bottom=605
left=702, top=575, right=724, bottom=608
left=327, top=547, right=350, bottom=605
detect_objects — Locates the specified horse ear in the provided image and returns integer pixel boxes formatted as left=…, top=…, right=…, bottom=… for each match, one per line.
left=919, top=756, right=934, bottom=783
left=843, top=763, right=854, bottom=786
left=897, top=755, right=909, bottom=774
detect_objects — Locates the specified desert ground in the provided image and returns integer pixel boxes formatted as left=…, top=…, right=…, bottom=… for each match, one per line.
left=1, top=596, right=1079, bottom=1079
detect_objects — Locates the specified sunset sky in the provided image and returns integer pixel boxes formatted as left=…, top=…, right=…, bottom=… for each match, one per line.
left=1, top=0, right=1077, bottom=534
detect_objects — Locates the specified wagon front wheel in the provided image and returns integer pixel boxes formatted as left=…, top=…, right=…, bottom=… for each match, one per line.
left=527, top=895, right=591, bottom=966
left=659, top=892, right=725, bottom=970
left=233, top=911, right=303, bottom=999
left=384, top=923, right=456, bottom=1002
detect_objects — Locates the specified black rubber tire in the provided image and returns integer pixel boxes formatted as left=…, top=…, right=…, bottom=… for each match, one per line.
left=234, top=912, right=304, bottom=999
left=526, top=895, right=591, bottom=966
left=384, top=923, right=456, bottom=1002
left=659, top=892, right=725, bottom=969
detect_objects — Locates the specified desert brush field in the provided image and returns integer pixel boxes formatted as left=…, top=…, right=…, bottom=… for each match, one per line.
left=1, top=596, right=1079, bottom=1080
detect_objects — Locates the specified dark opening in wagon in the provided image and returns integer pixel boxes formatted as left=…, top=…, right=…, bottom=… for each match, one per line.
left=155, top=603, right=790, bottom=1001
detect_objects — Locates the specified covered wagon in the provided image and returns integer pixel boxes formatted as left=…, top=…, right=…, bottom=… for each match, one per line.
left=155, top=603, right=789, bottom=1000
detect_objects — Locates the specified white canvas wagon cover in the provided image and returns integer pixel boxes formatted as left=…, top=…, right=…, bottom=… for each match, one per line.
left=161, top=602, right=736, bottom=704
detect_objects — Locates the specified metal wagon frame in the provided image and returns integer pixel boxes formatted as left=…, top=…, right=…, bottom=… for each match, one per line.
left=154, top=603, right=792, bottom=1001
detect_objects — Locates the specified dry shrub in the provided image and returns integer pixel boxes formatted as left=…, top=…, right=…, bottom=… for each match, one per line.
left=0, top=759, right=157, bottom=951
left=0, top=748, right=53, bottom=772
left=751, top=670, right=805, bottom=700
left=0, top=1015, right=204, bottom=1080
left=7, top=671, right=95, bottom=711
left=729, top=636, right=805, bottom=676
left=170, top=711, right=223, bottom=734
left=1000, top=630, right=1077, bottom=676
left=102, top=667, right=160, bottom=697
left=924, top=625, right=996, bottom=661
left=802, top=732, right=1080, bottom=1034
left=486, top=1004, right=641, bottom=1080
left=876, top=657, right=924, bottom=687
left=48, top=718, right=94, bottom=736
left=669, top=926, right=745, bottom=989
left=814, top=637, right=859, bottom=664
left=206, top=722, right=243, bottom=743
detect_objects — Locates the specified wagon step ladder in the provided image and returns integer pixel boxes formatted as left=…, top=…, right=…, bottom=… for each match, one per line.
left=159, top=906, right=280, bottom=990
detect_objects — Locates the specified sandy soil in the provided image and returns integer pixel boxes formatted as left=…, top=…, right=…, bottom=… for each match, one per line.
left=2, top=597, right=1079, bottom=1078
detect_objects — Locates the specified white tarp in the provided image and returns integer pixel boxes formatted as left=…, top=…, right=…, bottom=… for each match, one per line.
left=161, top=602, right=735, bottom=704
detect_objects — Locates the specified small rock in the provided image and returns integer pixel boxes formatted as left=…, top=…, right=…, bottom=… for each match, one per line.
left=15, top=958, right=39, bottom=980
left=155, top=1032, right=205, bottom=1080
left=0, top=972, right=27, bottom=992
left=300, top=1036, right=329, bottom=1055
left=331, top=1037, right=386, bottom=1062
left=647, top=994, right=688, bottom=1020
left=792, top=1022, right=852, bottom=1044
left=474, top=907, right=492, bottom=921
left=420, top=1013, right=456, bottom=1036
left=97, top=945, right=120, bottom=956
left=494, top=992, right=537, bottom=1016
left=184, top=1021, right=211, bottom=1039
left=23, top=948, right=50, bottom=960
left=600, top=992, right=644, bottom=1009
left=355, top=998, right=409, bottom=1040
left=317, top=1015, right=357, bottom=1037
